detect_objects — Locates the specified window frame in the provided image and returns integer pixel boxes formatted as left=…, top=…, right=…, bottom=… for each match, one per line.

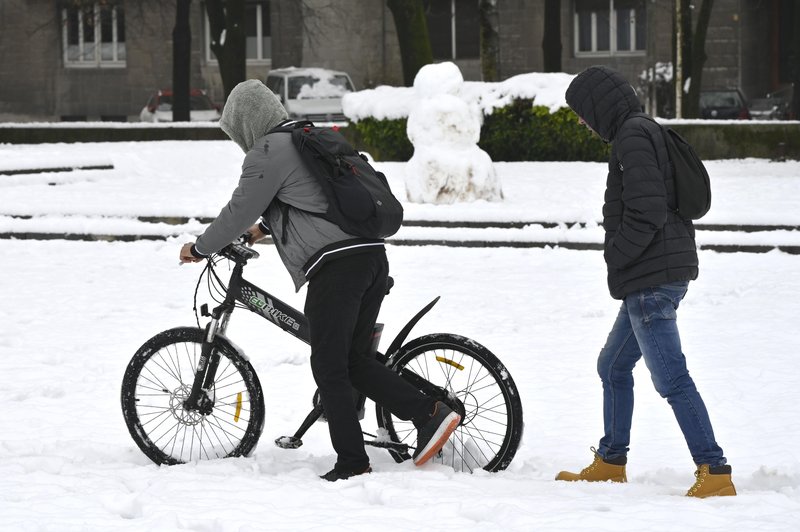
left=204, top=1, right=272, bottom=66
left=573, top=0, right=646, bottom=57
left=62, top=1, right=126, bottom=68
left=426, top=0, right=480, bottom=61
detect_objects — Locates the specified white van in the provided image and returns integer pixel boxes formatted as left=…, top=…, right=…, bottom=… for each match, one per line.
left=265, top=67, right=356, bottom=126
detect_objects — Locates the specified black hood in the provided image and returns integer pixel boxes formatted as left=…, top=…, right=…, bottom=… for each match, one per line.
left=564, top=66, right=642, bottom=142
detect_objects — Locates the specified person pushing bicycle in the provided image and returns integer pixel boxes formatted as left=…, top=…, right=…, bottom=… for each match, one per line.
left=178, top=79, right=460, bottom=481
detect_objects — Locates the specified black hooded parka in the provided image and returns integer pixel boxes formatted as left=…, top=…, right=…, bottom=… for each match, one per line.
left=565, top=66, right=698, bottom=299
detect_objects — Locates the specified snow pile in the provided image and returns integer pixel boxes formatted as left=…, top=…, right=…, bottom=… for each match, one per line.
left=639, top=62, right=674, bottom=84
left=404, top=63, right=502, bottom=204
left=342, top=70, right=575, bottom=121
left=294, top=67, right=352, bottom=99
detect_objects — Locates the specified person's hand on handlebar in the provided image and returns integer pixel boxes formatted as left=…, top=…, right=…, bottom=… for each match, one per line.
left=245, top=223, right=268, bottom=245
left=179, top=242, right=204, bottom=264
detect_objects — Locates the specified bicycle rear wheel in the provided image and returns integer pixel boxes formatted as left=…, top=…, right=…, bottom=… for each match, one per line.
left=376, top=333, right=523, bottom=472
left=121, top=327, right=265, bottom=465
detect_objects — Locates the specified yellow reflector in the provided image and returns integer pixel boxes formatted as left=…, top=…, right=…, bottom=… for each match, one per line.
left=234, top=392, right=243, bottom=422
left=436, top=356, right=464, bottom=371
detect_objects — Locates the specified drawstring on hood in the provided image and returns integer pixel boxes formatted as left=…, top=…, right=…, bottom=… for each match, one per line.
left=565, top=66, right=643, bottom=143
left=220, top=79, right=289, bottom=153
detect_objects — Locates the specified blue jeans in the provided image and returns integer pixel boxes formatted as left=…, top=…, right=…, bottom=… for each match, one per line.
left=596, top=281, right=726, bottom=467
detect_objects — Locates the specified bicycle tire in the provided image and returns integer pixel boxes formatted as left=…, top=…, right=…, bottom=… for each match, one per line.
left=121, top=327, right=265, bottom=465
left=376, top=333, right=523, bottom=473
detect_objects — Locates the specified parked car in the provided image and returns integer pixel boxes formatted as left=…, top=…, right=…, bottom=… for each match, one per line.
left=265, top=67, right=355, bottom=126
left=748, top=97, right=789, bottom=120
left=139, top=89, right=221, bottom=122
left=699, top=89, right=751, bottom=120
left=749, top=84, right=793, bottom=120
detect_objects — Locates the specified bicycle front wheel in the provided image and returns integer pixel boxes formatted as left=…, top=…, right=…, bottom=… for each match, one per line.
left=376, top=333, right=523, bottom=473
left=121, top=327, right=265, bottom=465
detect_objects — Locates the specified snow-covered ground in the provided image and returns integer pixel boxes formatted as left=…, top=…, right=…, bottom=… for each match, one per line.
left=1, top=140, right=799, bottom=530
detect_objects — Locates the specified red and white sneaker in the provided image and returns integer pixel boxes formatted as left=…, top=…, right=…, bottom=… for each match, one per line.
left=412, top=402, right=461, bottom=466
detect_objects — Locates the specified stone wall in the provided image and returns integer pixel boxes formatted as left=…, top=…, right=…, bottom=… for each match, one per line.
left=295, top=0, right=403, bottom=88
left=0, top=0, right=208, bottom=121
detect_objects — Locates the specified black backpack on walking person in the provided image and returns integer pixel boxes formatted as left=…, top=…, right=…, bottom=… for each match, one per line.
left=640, top=115, right=712, bottom=220
left=270, top=121, right=404, bottom=239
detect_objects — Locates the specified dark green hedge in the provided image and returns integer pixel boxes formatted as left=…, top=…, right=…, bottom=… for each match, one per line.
left=344, top=117, right=414, bottom=162
left=349, top=98, right=609, bottom=162
left=479, top=100, right=609, bottom=162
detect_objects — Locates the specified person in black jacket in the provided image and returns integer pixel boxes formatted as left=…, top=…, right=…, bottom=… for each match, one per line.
left=554, top=66, right=735, bottom=498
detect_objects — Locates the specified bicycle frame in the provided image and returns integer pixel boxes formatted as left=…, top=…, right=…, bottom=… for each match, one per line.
left=182, top=244, right=444, bottom=456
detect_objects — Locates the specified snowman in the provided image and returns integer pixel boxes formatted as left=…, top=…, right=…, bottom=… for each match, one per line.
left=405, top=62, right=502, bottom=204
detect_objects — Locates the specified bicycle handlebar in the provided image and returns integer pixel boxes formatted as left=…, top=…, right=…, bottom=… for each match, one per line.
left=217, top=241, right=260, bottom=263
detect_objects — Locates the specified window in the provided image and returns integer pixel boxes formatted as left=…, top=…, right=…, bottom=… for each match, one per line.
left=205, top=1, right=271, bottom=64
left=575, top=0, right=645, bottom=56
left=62, top=2, right=126, bottom=67
left=265, top=75, right=284, bottom=100
left=425, top=0, right=480, bottom=60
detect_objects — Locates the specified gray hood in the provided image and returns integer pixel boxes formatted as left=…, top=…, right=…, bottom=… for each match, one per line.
left=220, top=79, right=288, bottom=153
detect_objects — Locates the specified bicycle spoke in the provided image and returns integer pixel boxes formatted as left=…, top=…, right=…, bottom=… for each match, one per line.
left=377, top=336, right=521, bottom=473
left=123, top=331, right=266, bottom=465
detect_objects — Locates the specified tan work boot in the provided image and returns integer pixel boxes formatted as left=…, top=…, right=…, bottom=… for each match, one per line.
left=556, top=447, right=627, bottom=483
left=686, top=464, right=737, bottom=498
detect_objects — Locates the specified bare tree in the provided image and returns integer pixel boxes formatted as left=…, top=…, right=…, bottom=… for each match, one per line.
left=790, top=2, right=800, bottom=119
left=542, top=0, right=561, bottom=72
left=387, top=0, right=433, bottom=86
left=172, top=0, right=192, bottom=121
left=479, top=0, right=500, bottom=81
left=675, top=0, right=714, bottom=118
left=205, top=0, right=247, bottom=99
left=684, top=0, right=713, bottom=118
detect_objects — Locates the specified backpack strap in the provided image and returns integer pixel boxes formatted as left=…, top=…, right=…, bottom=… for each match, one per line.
left=263, top=120, right=317, bottom=246
left=267, top=119, right=314, bottom=135
left=628, top=112, right=680, bottom=214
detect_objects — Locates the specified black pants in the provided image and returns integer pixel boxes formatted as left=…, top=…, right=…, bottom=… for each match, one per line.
left=304, top=249, right=433, bottom=472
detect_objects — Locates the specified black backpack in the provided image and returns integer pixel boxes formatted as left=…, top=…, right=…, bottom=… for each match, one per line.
left=641, top=115, right=711, bottom=219
left=270, top=121, right=403, bottom=239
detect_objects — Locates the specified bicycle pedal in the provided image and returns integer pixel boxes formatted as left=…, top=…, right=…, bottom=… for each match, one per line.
left=274, top=435, right=303, bottom=449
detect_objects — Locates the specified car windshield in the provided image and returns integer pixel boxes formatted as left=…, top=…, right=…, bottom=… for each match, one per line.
left=700, top=91, right=743, bottom=108
left=749, top=98, right=779, bottom=111
left=156, top=94, right=216, bottom=111
left=287, top=75, right=354, bottom=100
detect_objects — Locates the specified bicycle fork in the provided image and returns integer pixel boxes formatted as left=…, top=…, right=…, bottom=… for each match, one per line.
left=183, top=304, right=233, bottom=415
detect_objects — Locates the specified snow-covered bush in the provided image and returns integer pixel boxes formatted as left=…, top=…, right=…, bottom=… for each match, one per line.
left=342, top=67, right=609, bottom=164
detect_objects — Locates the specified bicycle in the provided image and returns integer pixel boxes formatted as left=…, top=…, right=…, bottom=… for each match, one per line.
left=121, top=240, right=524, bottom=473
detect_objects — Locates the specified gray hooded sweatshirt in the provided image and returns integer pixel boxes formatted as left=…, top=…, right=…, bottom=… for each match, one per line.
left=194, top=79, right=383, bottom=290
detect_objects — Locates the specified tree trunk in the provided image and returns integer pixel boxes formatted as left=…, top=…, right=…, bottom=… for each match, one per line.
left=172, top=0, right=192, bottom=121
left=791, top=1, right=800, bottom=120
left=674, top=0, right=689, bottom=118
left=685, top=0, right=714, bottom=118
left=387, top=0, right=433, bottom=86
left=479, top=0, right=500, bottom=81
left=542, top=0, right=561, bottom=72
left=206, top=0, right=247, bottom=100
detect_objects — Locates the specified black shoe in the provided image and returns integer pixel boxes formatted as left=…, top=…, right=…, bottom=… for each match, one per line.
left=320, top=465, right=372, bottom=482
left=412, top=401, right=461, bottom=466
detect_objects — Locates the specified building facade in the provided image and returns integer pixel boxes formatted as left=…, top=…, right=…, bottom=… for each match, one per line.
left=0, top=0, right=792, bottom=121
